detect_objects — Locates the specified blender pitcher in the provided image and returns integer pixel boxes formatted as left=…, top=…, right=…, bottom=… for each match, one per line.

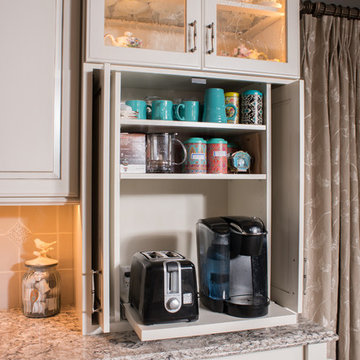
left=146, top=133, right=187, bottom=173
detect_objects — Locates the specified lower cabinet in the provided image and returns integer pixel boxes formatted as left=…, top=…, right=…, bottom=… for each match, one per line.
left=0, top=0, right=80, bottom=203
left=218, top=343, right=327, bottom=360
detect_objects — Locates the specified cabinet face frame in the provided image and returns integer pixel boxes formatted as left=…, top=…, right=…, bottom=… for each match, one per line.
left=85, top=0, right=202, bottom=69
left=202, top=0, right=300, bottom=78
left=81, top=63, right=304, bottom=336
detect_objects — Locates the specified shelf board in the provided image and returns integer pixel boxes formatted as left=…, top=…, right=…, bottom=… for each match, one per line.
left=218, top=1, right=285, bottom=17
left=124, top=302, right=297, bottom=341
left=120, top=118, right=266, bottom=136
left=120, top=173, right=266, bottom=180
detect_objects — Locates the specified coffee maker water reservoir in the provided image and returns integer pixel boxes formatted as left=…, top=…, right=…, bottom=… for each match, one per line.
left=196, top=216, right=269, bottom=318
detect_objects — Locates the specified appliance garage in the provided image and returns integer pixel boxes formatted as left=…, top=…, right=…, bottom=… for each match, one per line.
left=81, top=0, right=303, bottom=343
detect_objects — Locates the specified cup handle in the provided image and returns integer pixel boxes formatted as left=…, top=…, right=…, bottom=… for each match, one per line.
left=225, top=103, right=237, bottom=121
left=173, top=138, right=187, bottom=165
left=146, top=105, right=152, bottom=119
left=175, top=104, right=185, bottom=121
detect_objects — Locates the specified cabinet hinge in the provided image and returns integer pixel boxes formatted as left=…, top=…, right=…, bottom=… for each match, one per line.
left=303, top=257, right=308, bottom=296
left=91, top=270, right=102, bottom=314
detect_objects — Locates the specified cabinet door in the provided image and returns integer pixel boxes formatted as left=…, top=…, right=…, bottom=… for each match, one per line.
left=203, top=0, right=299, bottom=78
left=271, top=80, right=304, bottom=313
left=0, top=0, right=80, bottom=201
left=89, top=66, right=111, bottom=333
left=86, top=0, right=202, bottom=69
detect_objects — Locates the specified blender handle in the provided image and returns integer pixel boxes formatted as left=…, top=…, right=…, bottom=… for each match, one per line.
left=173, top=138, right=187, bottom=166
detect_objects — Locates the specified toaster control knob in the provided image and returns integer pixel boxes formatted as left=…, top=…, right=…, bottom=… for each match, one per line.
left=167, top=298, right=180, bottom=311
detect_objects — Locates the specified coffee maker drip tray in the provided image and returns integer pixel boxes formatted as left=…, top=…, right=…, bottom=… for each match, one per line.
left=225, top=294, right=270, bottom=318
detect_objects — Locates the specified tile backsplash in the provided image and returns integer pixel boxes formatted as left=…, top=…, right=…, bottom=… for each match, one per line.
left=0, top=205, right=76, bottom=310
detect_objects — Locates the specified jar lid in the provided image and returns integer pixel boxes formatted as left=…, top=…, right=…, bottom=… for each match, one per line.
left=185, top=137, right=207, bottom=144
left=25, top=238, right=58, bottom=267
left=242, top=90, right=263, bottom=96
left=25, top=257, right=58, bottom=267
left=207, top=138, right=227, bottom=144
left=225, top=92, right=239, bottom=97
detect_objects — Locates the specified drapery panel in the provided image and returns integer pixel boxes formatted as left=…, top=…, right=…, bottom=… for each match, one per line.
left=301, top=14, right=360, bottom=360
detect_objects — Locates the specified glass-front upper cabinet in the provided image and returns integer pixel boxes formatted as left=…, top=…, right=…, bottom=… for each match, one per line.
left=85, top=0, right=202, bottom=69
left=203, top=0, right=299, bottom=78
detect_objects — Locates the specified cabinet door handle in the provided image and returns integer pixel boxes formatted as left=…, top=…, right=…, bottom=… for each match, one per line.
left=207, top=22, right=215, bottom=54
left=189, top=20, right=197, bottom=52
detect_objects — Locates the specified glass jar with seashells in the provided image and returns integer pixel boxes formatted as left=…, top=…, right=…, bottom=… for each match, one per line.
left=22, top=238, right=61, bottom=318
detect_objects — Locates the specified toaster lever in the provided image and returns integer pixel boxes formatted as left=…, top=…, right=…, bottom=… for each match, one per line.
left=164, top=261, right=182, bottom=313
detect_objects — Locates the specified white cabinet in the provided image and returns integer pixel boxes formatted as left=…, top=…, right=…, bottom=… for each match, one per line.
left=84, top=0, right=299, bottom=78
left=85, top=0, right=202, bottom=69
left=80, top=64, right=304, bottom=338
left=0, top=0, right=80, bottom=203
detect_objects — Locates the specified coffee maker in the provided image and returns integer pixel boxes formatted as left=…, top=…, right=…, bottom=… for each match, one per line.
left=196, top=216, right=269, bottom=317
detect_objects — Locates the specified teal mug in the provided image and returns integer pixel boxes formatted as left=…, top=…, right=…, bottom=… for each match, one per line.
left=202, top=88, right=237, bottom=123
left=174, top=101, right=200, bottom=122
left=125, top=100, right=150, bottom=119
left=151, top=100, right=174, bottom=121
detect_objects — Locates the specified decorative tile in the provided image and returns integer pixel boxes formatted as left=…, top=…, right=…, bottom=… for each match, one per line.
left=7, top=221, right=32, bottom=248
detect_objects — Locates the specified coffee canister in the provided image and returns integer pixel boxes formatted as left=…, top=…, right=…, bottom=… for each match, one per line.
left=241, top=90, right=263, bottom=124
left=184, top=137, right=207, bottom=173
left=225, top=92, right=239, bottom=124
left=207, top=138, right=227, bottom=174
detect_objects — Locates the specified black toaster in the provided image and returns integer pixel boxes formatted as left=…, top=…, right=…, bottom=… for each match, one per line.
left=129, top=251, right=199, bottom=325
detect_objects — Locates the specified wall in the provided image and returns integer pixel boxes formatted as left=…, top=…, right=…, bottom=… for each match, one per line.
left=0, top=205, right=75, bottom=309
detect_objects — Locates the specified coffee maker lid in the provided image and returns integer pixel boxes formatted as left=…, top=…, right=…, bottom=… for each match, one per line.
left=223, top=216, right=267, bottom=235
left=198, top=217, right=230, bottom=235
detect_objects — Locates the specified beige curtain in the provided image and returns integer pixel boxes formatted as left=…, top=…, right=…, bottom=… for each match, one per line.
left=301, top=14, right=360, bottom=360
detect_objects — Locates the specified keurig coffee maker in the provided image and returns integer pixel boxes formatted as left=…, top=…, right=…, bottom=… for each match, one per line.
left=196, top=216, right=269, bottom=317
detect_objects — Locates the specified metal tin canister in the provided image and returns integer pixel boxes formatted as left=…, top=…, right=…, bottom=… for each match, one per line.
left=225, top=92, right=239, bottom=124
left=241, top=90, right=263, bottom=124
left=184, top=137, right=207, bottom=173
left=227, top=142, right=238, bottom=173
left=207, top=138, right=228, bottom=174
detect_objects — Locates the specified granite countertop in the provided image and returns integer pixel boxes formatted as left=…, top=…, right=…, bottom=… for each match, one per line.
left=0, top=307, right=337, bottom=360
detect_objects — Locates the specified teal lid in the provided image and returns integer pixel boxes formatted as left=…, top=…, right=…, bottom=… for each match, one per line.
left=185, top=137, right=207, bottom=144
left=227, top=142, right=237, bottom=148
left=207, top=138, right=227, bottom=144
left=242, top=90, right=263, bottom=96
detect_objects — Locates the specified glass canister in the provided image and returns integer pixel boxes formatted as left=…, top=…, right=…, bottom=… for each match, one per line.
left=224, top=92, right=240, bottom=124
left=207, top=138, right=228, bottom=174
left=22, top=239, right=61, bottom=318
left=184, top=137, right=207, bottom=173
left=241, top=90, right=263, bottom=124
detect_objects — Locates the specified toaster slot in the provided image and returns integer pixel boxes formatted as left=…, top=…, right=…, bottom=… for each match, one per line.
left=167, top=262, right=179, bottom=294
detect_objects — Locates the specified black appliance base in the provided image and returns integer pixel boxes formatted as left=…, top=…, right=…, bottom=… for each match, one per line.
left=200, top=294, right=269, bottom=318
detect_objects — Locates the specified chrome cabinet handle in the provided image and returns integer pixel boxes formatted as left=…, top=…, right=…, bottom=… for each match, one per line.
left=207, top=22, right=215, bottom=54
left=189, top=20, right=197, bottom=52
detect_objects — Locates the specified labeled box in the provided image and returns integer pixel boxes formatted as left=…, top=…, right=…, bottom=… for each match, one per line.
left=120, top=133, right=146, bottom=173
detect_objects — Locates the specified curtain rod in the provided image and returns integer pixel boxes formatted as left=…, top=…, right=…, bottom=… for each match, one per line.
left=300, top=1, right=360, bottom=20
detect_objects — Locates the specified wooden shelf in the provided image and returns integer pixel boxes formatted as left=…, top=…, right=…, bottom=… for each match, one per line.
left=120, top=173, right=266, bottom=180
left=120, top=118, right=266, bottom=137
left=124, top=302, right=297, bottom=341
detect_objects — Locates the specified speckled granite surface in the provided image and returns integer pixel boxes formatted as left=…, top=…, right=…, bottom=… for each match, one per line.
left=0, top=307, right=337, bottom=360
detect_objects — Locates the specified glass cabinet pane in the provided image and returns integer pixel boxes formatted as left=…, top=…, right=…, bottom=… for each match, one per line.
left=104, top=0, right=186, bottom=53
left=216, top=0, right=286, bottom=63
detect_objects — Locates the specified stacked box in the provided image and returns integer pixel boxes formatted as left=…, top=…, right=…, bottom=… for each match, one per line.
left=120, top=133, right=146, bottom=173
